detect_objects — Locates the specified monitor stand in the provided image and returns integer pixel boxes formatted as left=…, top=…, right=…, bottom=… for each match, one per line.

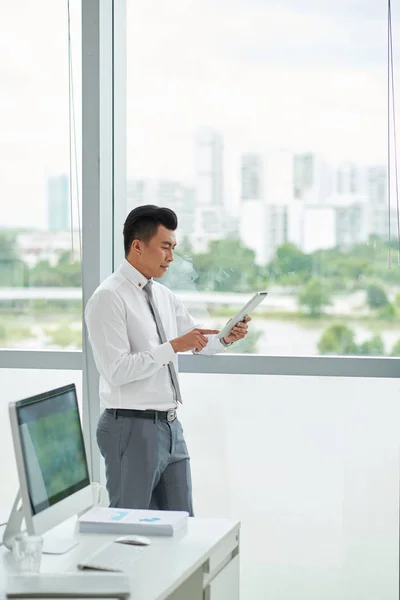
left=3, top=492, right=79, bottom=555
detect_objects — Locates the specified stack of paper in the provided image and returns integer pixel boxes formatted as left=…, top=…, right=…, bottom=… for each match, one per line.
left=79, top=507, right=188, bottom=536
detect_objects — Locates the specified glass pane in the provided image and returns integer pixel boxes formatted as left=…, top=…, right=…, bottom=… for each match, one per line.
left=0, top=369, right=82, bottom=514
left=0, top=1, right=82, bottom=350
left=126, top=1, right=400, bottom=357
left=179, top=373, right=400, bottom=600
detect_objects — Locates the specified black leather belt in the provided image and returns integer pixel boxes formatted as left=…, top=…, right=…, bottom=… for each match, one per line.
left=106, top=408, right=177, bottom=422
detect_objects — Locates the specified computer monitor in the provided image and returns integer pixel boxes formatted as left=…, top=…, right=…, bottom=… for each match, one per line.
left=4, top=383, right=93, bottom=554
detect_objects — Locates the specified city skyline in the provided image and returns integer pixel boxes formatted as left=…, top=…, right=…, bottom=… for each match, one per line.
left=2, top=1, right=399, bottom=229
left=126, top=139, right=397, bottom=264
left=0, top=136, right=392, bottom=230
left=2, top=140, right=396, bottom=248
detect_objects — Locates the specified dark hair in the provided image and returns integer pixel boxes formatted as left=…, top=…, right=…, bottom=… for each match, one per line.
left=123, top=205, right=178, bottom=255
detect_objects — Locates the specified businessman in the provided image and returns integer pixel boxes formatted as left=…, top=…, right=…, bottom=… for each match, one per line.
left=85, top=205, right=250, bottom=515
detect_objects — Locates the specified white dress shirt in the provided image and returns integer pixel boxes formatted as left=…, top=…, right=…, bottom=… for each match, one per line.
left=85, top=260, right=226, bottom=411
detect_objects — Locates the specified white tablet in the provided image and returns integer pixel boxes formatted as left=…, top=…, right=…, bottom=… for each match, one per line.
left=217, top=291, right=268, bottom=339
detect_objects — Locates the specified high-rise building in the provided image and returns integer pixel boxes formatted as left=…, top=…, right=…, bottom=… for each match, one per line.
left=293, top=153, right=333, bottom=202
left=191, top=205, right=238, bottom=253
left=332, top=196, right=369, bottom=247
left=126, top=178, right=196, bottom=241
left=47, top=175, right=69, bottom=231
left=336, top=163, right=360, bottom=195
left=240, top=153, right=266, bottom=261
left=194, top=128, right=224, bottom=207
left=241, top=154, right=263, bottom=201
left=239, top=150, right=295, bottom=264
left=292, top=195, right=369, bottom=254
left=191, top=129, right=239, bottom=251
left=365, top=166, right=398, bottom=241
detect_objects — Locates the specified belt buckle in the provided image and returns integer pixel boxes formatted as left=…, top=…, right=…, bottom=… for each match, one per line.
left=167, top=409, right=176, bottom=422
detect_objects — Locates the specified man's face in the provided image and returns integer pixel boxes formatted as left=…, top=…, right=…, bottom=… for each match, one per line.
left=138, top=225, right=176, bottom=279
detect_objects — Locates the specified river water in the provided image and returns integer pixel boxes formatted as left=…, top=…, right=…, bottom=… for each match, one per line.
left=207, top=316, right=400, bottom=355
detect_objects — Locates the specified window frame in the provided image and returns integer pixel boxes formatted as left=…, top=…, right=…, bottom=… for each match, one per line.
left=1, top=352, right=400, bottom=380
left=1, top=0, right=399, bottom=484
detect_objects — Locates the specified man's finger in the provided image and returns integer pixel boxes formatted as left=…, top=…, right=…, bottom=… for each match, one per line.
left=195, top=331, right=208, bottom=341
left=197, top=329, right=220, bottom=334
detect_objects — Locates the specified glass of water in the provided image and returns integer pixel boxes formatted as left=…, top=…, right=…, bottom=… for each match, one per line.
left=12, top=533, right=43, bottom=573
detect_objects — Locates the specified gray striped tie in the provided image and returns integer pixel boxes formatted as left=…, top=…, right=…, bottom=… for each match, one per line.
left=143, top=280, right=183, bottom=404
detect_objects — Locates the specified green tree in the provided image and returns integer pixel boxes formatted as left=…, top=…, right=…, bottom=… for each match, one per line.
left=29, top=260, right=64, bottom=286
left=192, top=239, right=259, bottom=292
left=54, top=253, right=82, bottom=287
left=29, top=253, right=81, bottom=287
left=298, top=277, right=332, bottom=316
left=366, top=282, right=389, bottom=310
left=0, top=230, right=17, bottom=261
left=394, top=292, right=400, bottom=309
left=309, top=248, right=372, bottom=291
left=0, top=229, right=26, bottom=287
left=269, top=243, right=312, bottom=280
left=377, top=302, right=397, bottom=320
left=391, top=339, right=400, bottom=356
left=318, top=323, right=358, bottom=355
left=158, top=253, right=198, bottom=291
left=357, top=334, right=385, bottom=356
left=335, top=256, right=371, bottom=280
left=303, top=237, right=400, bottom=288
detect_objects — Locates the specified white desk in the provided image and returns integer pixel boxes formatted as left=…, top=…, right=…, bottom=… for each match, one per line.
left=0, top=517, right=240, bottom=600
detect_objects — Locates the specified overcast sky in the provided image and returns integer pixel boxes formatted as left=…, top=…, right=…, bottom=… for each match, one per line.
left=1, top=0, right=399, bottom=228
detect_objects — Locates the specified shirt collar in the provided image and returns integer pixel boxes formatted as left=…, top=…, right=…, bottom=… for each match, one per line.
left=119, top=259, right=150, bottom=291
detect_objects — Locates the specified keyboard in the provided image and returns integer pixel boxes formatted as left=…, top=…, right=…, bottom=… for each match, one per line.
left=77, top=541, right=148, bottom=572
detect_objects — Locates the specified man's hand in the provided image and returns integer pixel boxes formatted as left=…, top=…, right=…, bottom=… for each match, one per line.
left=170, top=328, right=219, bottom=353
left=223, top=315, right=251, bottom=345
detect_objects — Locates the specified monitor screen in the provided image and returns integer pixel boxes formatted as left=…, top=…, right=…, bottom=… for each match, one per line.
left=15, top=385, right=90, bottom=515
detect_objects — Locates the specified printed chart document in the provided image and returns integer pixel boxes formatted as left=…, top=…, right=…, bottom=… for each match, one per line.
left=79, top=507, right=188, bottom=536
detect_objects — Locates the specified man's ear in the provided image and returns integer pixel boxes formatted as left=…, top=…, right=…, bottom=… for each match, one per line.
left=131, top=239, right=142, bottom=255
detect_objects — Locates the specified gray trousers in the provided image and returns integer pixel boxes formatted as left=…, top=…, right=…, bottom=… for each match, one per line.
left=96, top=410, right=194, bottom=516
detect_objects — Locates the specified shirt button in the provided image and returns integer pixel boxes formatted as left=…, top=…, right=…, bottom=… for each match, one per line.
left=138, top=283, right=142, bottom=287
left=162, top=364, right=166, bottom=367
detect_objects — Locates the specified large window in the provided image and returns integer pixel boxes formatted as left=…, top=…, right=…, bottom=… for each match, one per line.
left=1, top=4, right=398, bottom=598
left=180, top=373, right=400, bottom=599
left=126, top=1, right=399, bottom=358
left=0, top=1, right=82, bottom=351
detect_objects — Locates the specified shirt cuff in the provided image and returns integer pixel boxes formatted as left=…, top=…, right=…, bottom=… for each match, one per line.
left=153, top=342, right=176, bottom=367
